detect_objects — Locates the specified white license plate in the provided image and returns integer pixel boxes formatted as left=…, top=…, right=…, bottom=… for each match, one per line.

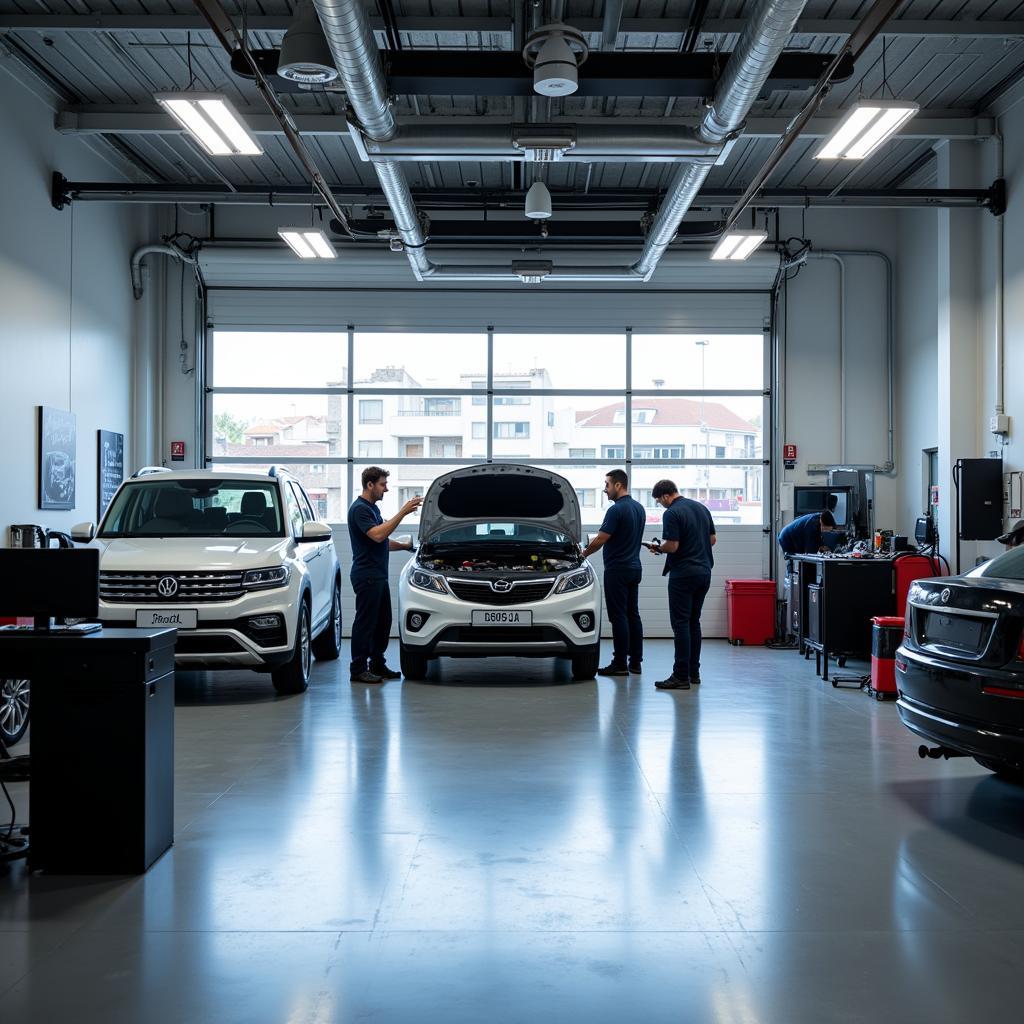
left=471, top=609, right=533, bottom=626
left=135, top=609, right=198, bottom=629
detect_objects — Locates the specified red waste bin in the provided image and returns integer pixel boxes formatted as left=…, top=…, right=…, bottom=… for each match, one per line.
left=725, top=579, right=776, bottom=646
left=870, top=616, right=905, bottom=701
left=893, top=554, right=945, bottom=616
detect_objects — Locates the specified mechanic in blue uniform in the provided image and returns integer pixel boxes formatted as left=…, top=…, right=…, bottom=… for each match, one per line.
left=778, top=510, right=837, bottom=556
left=646, top=479, right=716, bottom=691
left=347, top=467, right=422, bottom=683
left=580, top=469, right=647, bottom=676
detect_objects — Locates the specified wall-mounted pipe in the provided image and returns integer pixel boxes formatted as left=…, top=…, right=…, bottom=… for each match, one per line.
left=130, top=243, right=197, bottom=300
left=994, top=126, right=1005, bottom=421
left=805, top=248, right=895, bottom=474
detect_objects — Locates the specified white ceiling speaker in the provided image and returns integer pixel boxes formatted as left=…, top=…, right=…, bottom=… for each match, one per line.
left=277, top=1, right=339, bottom=85
left=525, top=181, right=553, bottom=220
left=522, top=24, right=589, bottom=98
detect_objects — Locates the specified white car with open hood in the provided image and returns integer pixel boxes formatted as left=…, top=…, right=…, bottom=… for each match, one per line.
left=72, top=468, right=342, bottom=695
left=398, top=464, right=603, bottom=681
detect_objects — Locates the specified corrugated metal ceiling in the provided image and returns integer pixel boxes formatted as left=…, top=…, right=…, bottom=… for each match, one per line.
left=1, top=0, right=1020, bottom=198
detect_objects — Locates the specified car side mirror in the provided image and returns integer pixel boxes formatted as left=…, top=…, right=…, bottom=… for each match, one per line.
left=298, top=521, right=333, bottom=543
left=71, top=522, right=95, bottom=542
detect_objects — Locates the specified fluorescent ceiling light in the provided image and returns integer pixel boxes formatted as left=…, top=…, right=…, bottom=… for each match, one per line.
left=815, top=101, right=919, bottom=160
left=710, top=230, right=768, bottom=261
left=278, top=228, right=337, bottom=259
left=155, top=93, right=262, bottom=157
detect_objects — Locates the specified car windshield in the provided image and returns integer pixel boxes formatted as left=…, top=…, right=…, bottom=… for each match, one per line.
left=971, top=547, right=1024, bottom=581
left=99, top=480, right=284, bottom=538
left=431, top=522, right=571, bottom=545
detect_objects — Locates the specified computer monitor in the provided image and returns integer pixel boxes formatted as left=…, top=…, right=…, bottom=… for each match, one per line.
left=0, top=548, right=99, bottom=623
left=793, top=486, right=852, bottom=529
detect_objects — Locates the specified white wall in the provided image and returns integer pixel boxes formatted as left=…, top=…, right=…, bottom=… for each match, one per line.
left=0, top=53, right=157, bottom=540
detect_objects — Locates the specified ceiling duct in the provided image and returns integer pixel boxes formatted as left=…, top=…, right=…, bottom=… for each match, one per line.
left=312, top=0, right=809, bottom=283
left=632, top=0, right=812, bottom=279
left=312, top=0, right=432, bottom=279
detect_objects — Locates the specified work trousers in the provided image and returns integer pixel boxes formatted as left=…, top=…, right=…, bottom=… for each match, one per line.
left=603, top=566, right=643, bottom=666
left=350, top=576, right=393, bottom=670
left=667, top=573, right=712, bottom=681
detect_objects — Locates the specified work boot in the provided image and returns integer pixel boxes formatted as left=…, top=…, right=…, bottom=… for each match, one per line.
left=690, top=673, right=701, bottom=685
left=655, top=675, right=691, bottom=690
left=597, top=662, right=629, bottom=677
left=370, top=661, right=401, bottom=680
left=628, top=662, right=642, bottom=674
left=351, top=668, right=384, bottom=684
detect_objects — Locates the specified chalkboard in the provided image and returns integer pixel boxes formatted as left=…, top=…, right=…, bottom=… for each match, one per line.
left=98, top=429, right=124, bottom=520
left=38, top=406, right=77, bottom=511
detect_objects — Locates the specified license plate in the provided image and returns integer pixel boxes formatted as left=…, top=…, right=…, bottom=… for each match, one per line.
left=471, top=609, right=533, bottom=626
left=923, top=612, right=984, bottom=651
left=136, top=608, right=198, bottom=629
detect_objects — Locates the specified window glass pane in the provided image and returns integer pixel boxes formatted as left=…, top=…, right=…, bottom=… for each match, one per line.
left=349, top=464, right=474, bottom=530
left=629, top=395, right=762, bottom=460
left=359, top=399, right=383, bottom=423
left=353, top=332, right=487, bottom=389
left=354, top=396, right=478, bottom=458
left=488, top=395, right=625, bottom=462
left=632, top=334, right=763, bottom=391
left=358, top=440, right=382, bottom=458
left=211, top=394, right=345, bottom=460
left=630, top=464, right=765, bottom=525
left=208, top=461, right=340, bottom=521
left=212, top=331, right=347, bottom=388
left=492, top=333, right=625, bottom=390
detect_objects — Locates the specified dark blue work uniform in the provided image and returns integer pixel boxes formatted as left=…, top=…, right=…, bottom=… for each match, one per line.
left=661, top=496, right=716, bottom=682
left=777, top=513, right=824, bottom=556
left=598, top=494, right=647, bottom=667
left=348, top=496, right=392, bottom=673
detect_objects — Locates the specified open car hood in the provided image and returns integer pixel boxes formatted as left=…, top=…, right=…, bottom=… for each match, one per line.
left=418, top=464, right=582, bottom=544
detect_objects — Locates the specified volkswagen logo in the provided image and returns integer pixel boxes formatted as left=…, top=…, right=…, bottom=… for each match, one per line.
left=157, top=576, right=179, bottom=598
left=492, top=579, right=513, bottom=592
left=940, top=588, right=951, bottom=604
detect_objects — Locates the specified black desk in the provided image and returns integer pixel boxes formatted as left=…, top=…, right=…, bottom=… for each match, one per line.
left=790, top=556, right=896, bottom=681
left=0, top=627, right=176, bottom=874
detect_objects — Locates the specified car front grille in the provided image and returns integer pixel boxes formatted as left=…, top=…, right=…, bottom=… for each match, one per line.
left=446, top=579, right=555, bottom=605
left=100, top=570, right=246, bottom=603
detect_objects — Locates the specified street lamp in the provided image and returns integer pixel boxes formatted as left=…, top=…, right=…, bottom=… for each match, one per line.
left=696, top=340, right=709, bottom=502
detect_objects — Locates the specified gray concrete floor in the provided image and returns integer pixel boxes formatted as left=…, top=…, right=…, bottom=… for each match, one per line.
left=2, top=639, right=1024, bottom=1022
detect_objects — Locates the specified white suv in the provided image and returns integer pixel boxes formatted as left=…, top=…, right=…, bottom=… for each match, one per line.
left=398, top=465, right=602, bottom=681
left=72, top=468, right=341, bottom=694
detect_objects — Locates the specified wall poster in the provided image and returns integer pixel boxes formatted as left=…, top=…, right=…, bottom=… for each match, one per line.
left=38, top=406, right=77, bottom=511
left=98, top=429, right=124, bottom=520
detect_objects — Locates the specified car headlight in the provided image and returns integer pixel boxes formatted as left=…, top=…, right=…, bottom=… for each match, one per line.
left=409, top=568, right=449, bottom=594
left=242, top=565, right=291, bottom=590
left=554, top=565, right=594, bottom=594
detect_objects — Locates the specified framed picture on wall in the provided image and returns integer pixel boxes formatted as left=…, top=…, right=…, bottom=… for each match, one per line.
left=38, top=406, right=77, bottom=511
left=98, top=429, right=124, bottom=520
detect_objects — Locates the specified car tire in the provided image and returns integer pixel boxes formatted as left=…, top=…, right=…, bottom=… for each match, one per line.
left=272, top=603, right=312, bottom=695
left=974, top=756, right=1024, bottom=784
left=571, top=647, right=600, bottom=681
left=311, top=578, right=342, bottom=662
left=0, top=677, right=30, bottom=747
left=400, top=645, right=429, bottom=681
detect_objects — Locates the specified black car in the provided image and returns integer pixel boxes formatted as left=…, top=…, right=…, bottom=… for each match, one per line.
left=897, top=547, right=1024, bottom=779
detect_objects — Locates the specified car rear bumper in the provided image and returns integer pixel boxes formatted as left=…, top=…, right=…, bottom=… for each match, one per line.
left=896, top=645, right=1024, bottom=762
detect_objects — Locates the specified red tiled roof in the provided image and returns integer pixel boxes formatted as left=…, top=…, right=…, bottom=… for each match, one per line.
left=575, top=398, right=756, bottom=432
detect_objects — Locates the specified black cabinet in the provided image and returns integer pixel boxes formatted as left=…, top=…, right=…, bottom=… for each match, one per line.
left=0, top=628, right=176, bottom=874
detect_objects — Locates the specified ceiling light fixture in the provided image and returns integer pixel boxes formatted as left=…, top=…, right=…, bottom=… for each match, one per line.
left=277, top=0, right=339, bottom=85
left=156, top=93, right=262, bottom=156
left=524, top=181, right=553, bottom=220
left=710, top=230, right=768, bottom=261
left=278, top=228, right=337, bottom=259
left=814, top=100, right=919, bottom=160
left=522, top=25, right=589, bottom=98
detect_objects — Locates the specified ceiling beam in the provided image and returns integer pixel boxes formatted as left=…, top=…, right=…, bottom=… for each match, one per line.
left=2, top=14, right=1023, bottom=38
left=55, top=107, right=996, bottom=141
